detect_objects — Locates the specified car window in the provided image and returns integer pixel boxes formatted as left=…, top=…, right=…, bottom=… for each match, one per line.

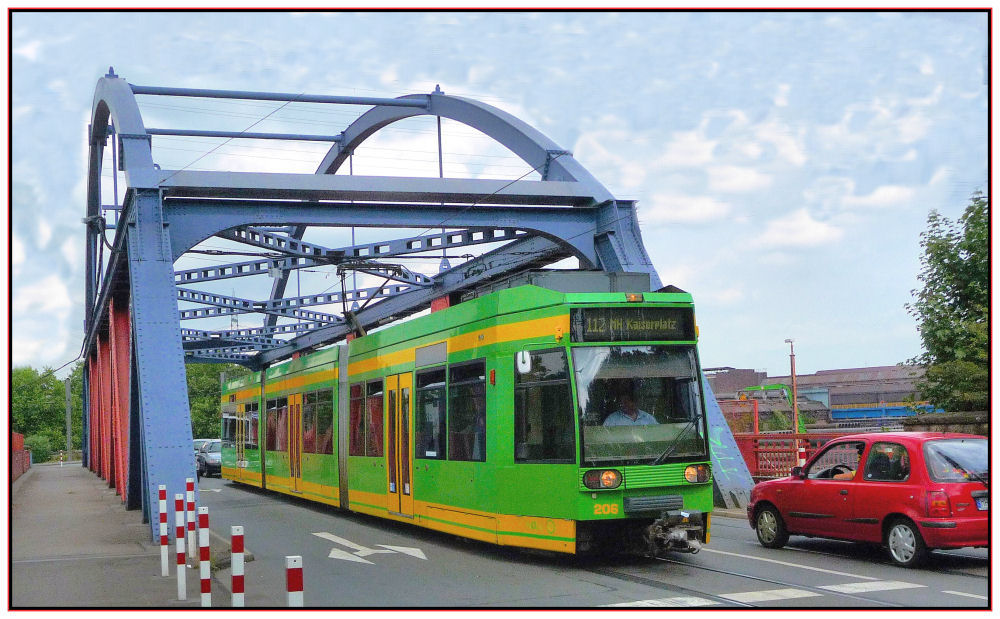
left=806, top=441, right=865, bottom=480
left=924, top=438, right=987, bottom=482
left=863, top=442, right=910, bottom=482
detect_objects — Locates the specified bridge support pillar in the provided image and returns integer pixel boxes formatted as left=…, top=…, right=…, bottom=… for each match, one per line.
left=126, top=189, right=198, bottom=536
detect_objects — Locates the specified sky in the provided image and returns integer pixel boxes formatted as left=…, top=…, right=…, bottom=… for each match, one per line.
left=9, top=10, right=990, bottom=379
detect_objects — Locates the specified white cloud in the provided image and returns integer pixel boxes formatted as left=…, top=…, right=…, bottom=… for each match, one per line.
left=754, top=120, right=807, bottom=166
left=37, top=218, right=52, bottom=248
left=842, top=184, right=917, bottom=209
left=641, top=193, right=731, bottom=225
left=707, top=166, right=772, bottom=193
left=751, top=208, right=843, bottom=249
left=61, top=237, right=79, bottom=269
left=774, top=83, right=790, bottom=107
left=653, top=131, right=717, bottom=168
left=919, top=57, right=934, bottom=76
left=13, top=105, right=33, bottom=121
left=12, top=236, right=26, bottom=270
left=702, top=286, right=745, bottom=305
left=12, top=274, right=72, bottom=366
left=13, top=39, right=42, bottom=61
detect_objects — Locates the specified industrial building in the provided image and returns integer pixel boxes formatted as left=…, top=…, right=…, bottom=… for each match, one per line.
left=706, top=365, right=938, bottom=432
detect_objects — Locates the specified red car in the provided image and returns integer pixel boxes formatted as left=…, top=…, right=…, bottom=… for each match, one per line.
left=747, top=432, right=988, bottom=567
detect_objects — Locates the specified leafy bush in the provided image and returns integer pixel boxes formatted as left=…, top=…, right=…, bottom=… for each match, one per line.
left=24, top=434, right=52, bottom=463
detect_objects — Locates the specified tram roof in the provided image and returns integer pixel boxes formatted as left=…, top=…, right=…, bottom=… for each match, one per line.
left=222, top=284, right=695, bottom=390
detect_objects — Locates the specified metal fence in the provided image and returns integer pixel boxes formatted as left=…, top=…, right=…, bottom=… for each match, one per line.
left=732, top=432, right=849, bottom=480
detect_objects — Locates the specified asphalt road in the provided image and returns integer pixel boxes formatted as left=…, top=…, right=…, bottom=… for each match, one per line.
left=195, top=474, right=989, bottom=608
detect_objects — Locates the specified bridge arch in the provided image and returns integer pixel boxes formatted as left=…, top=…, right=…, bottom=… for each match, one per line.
left=78, top=71, right=749, bottom=535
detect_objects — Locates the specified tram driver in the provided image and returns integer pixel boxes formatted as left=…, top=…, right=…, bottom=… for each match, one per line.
left=603, top=386, right=657, bottom=427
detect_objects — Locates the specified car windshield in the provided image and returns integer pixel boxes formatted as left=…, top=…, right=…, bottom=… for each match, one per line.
left=924, top=438, right=988, bottom=483
left=203, top=442, right=221, bottom=453
left=572, top=345, right=707, bottom=466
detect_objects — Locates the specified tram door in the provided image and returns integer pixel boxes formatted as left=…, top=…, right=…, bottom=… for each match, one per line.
left=287, top=393, right=303, bottom=492
left=385, top=374, right=414, bottom=516
left=233, top=404, right=246, bottom=482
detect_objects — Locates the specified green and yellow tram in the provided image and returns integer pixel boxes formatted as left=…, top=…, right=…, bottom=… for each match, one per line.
left=220, top=284, right=712, bottom=556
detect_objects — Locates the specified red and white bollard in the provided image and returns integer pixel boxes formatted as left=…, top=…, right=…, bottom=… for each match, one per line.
left=158, top=485, right=169, bottom=577
left=186, top=478, right=197, bottom=563
left=174, top=494, right=186, bottom=601
left=286, top=555, right=303, bottom=607
left=798, top=445, right=806, bottom=467
left=231, top=526, right=244, bottom=607
left=198, top=507, right=211, bottom=607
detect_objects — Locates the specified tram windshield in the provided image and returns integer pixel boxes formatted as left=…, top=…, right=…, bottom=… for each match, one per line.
left=572, top=345, right=707, bottom=466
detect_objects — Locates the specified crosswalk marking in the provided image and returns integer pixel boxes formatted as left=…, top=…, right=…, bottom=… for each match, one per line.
left=942, top=590, right=988, bottom=601
left=820, top=581, right=925, bottom=594
left=603, top=596, right=721, bottom=607
left=720, top=588, right=822, bottom=603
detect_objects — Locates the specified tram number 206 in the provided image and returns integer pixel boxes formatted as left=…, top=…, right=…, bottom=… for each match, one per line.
left=593, top=503, right=619, bottom=515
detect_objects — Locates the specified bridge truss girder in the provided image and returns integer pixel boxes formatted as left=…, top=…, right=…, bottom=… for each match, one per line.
left=82, top=70, right=751, bottom=537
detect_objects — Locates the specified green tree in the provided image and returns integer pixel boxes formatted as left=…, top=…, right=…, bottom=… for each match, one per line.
left=12, top=366, right=66, bottom=448
left=186, top=363, right=249, bottom=438
left=906, top=193, right=989, bottom=411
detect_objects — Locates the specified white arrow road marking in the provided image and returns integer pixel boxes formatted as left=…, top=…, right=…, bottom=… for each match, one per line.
left=312, top=533, right=427, bottom=562
left=355, top=548, right=396, bottom=558
left=327, top=548, right=374, bottom=564
left=312, top=532, right=373, bottom=553
left=377, top=545, right=427, bottom=560
left=200, top=489, right=223, bottom=493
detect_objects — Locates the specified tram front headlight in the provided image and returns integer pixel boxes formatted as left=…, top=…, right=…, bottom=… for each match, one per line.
left=583, top=469, right=622, bottom=489
left=684, top=464, right=710, bottom=483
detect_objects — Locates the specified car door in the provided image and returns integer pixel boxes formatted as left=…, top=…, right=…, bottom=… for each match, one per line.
left=849, top=441, right=917, bottom=543
left=782, top=440, right=865, bottom=538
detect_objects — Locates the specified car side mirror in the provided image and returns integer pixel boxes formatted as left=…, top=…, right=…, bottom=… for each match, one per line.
left=791, top=466, right=805, bottom=479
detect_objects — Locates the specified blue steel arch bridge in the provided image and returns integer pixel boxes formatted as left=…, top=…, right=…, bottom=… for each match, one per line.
left=81, top=69, right=752, bottom=537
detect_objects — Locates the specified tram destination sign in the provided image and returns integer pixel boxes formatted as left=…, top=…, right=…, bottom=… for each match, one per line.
left=570, top=307, right=695, bottom=342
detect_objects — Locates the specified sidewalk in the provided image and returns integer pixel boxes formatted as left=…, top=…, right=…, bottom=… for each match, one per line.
left=10, top=462, right=223, bottom=608
left=10, top=462, right=748, bottom=608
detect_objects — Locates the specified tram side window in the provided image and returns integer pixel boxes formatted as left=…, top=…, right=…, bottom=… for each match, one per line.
left=247, top=401, right=259, bottom=449
left=449, top=360, right=487, bottom=462
left=349, top=383, right=365, bottom=456
left=366, top=380, right=384, bottom=457
left=515, top=349, right=575, bottom=463
left=302, top=392, right=317, bottom=454
left=314, top=390, right=334, bottom=455
left=221, top=406, right=236, bottom=449
left=415, top=368, right=447, bottom=460
left=265, top=397, right=287, bottom=451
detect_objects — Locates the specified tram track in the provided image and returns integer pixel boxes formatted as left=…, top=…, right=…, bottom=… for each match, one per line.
left=587, top=554, right=907, bottom=608
left=651, top=555, right=906, bottom=607
left=585, top=565, right=758, bottom=607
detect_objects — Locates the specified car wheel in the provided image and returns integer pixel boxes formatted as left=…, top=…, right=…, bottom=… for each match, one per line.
left=885, top=518, right=927, bottom=567
left=755, top=505, right=789, bottom=549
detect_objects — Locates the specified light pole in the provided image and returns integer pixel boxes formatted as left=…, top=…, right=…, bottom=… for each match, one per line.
left=785, top=338, right=804, bottom=467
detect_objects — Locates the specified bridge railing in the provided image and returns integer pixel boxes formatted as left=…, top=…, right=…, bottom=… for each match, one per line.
left=732, top=432, right=850, bottom=481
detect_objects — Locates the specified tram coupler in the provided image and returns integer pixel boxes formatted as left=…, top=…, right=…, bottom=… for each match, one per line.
left=645, top=510, right=704, bottom=556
